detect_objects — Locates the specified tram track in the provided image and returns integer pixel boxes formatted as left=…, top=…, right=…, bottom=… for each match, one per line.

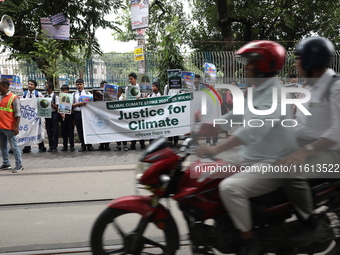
left=0, top=198, right=114, bottom=210
left=2, top=240, right=192, bottom=255
left=0, top=168, right=135, bottom=177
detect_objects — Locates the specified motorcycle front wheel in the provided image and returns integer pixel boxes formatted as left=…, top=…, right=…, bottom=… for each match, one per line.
left=90, top=208, right=179, bottom=255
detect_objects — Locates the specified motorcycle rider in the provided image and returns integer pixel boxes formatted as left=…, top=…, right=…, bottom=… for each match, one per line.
left=279, top=37, right=340, bottom=225
left=197, top=40, right=299, bottom=255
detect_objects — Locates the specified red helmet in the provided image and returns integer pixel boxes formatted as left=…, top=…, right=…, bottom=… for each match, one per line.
left=236, top=40, right=286, bottom=75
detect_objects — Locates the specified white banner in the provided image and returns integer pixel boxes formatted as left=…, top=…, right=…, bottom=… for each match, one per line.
left=17, top=98, right=45, bottom=147
left=82, top=92, right=221, bottom=144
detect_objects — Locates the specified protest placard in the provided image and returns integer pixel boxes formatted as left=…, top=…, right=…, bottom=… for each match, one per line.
left=58, top=92, right=73, bottom=114
left=103, top=84, right=118, bottom=101
left=168, top=69, right=182, bottom=90
left=126, top=85, right=141, bottom=100
left=37, top=98, right=52, bottom=118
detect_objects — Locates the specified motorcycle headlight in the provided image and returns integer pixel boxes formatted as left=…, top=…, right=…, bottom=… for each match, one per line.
left=135, top=162, right=152, bottom=181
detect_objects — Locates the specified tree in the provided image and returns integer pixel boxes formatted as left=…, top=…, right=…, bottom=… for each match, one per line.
left=156, top=17, right=185, bottom=87
left=0, top=0, right=124, bottom=86
left=189, top=0, right=340, bottom=51
left=113, top=0, right=189, bottom=87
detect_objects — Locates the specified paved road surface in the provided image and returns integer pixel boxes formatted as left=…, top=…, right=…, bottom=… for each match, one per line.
left=1, top=143, right=239, bottom=254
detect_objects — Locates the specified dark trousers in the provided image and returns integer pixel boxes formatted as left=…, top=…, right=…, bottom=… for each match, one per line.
left=168, top=136, right=179, bottom=146
left=23, top=142, right=45, bottom=151
left=73, top=111, right=92, bottom=148
left=206, top=136, right=218, bottom=145
left=99, top=142, right=110, bottom=149
left=45, top=111, right=59, bottom=149
left=130, top=140, right=145, bottom=147
left=60, top=114, right=74, bottom=148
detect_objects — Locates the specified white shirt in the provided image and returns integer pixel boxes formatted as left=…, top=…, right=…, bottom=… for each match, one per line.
left=25, top=89, right=43, bottom=98
left=219, top=77, right=299, bottom=160
left=164, top=84, right=181, bottom=96
left=294, top=69, right=340, bottom=149
left=148, top=92, right=162, bottom=97
left=73, top=90, right=91, bottom=112
left=45, top=92, right=59, bottom=112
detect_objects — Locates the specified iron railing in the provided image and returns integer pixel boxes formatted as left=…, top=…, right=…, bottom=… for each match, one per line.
left=1, top=51, right=340, bottom=90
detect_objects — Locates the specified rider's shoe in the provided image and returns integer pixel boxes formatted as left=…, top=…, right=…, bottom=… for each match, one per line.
left=303, top=214, right=319, bottom=228
left=237, top=237, right=263, bottom=255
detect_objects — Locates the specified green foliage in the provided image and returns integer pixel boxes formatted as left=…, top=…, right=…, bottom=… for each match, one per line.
left=157, top=16, right=185, bottom=87
left=0, top=0, right=124, bottom=82
left=29, top=32, right=61, bottom=86
left=113, top=0, right=189, bottom=88
left=189, top=0, right=340, bottom=51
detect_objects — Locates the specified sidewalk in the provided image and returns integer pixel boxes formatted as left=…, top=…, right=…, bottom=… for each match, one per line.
left=3, top=143, right=141, bottom=172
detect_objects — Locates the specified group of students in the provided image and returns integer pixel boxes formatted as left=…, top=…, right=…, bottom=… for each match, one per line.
left=19, top=73, right=165, bottom=153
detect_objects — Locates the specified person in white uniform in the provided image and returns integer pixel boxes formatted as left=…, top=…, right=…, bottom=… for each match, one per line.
left=197, top=40, right=298, bottom=255
left=279, top=36, right=340, bottom=225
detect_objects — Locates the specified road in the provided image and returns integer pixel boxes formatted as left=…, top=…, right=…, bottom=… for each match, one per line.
left=1, top=142, right=234, bottom=255
left=1, top=142, right=335, bottom=255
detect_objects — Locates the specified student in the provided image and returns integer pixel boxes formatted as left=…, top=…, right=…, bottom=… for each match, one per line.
left=148, top=82, right=162, bottom=144
left=0, top=78, right=24, bottom=173
left=59, top=84, right=75, bottom=151
left=99, top=80, right=107, bottom=88
left=22, top=79, right=47, bottom=153
left=148, top=81, right=162, bottom=97
left=94, top=90, right=111, bottom=151
left=164, top=77, right=182, bottom=148
left=72, top=79, right=95, bottom=152
left=127, top=72, right=146, bottom=150
left=44, top=82, right=59, bottom=152
left=114, top=86, right=128, bottom=151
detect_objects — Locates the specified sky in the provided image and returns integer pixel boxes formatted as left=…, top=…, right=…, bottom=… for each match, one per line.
left=95, top=10, right=137, bottom=53
left=95, top=27, right=137, bottom=53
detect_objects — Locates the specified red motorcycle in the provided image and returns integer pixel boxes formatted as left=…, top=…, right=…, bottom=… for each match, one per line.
left=90, top=137, right=340, bottom=255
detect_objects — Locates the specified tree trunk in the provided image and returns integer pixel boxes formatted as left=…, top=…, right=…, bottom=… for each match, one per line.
left=214, top=0, right=234, bottom=51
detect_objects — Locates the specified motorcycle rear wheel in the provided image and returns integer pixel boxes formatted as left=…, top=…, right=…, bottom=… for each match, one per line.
left=91, top=208, right=178, bottom=255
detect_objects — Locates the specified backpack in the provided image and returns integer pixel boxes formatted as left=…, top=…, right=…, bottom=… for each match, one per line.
left=23, top=90, right=39, bottom=98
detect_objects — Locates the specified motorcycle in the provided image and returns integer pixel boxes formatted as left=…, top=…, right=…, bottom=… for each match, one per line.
left=90, top=136, right=340, bottom=255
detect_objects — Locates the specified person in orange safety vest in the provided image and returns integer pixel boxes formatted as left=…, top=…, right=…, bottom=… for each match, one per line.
left=0, top=78, right=24, bottom=173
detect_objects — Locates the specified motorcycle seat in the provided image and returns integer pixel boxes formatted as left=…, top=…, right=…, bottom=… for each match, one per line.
left=250, top=179, right=340, bottom=205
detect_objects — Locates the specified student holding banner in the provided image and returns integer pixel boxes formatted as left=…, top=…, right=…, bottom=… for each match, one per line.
left=59, top=84, right=75, bottom=151
left=72, top=79, right=95, bottom=152
left=127, top=72, right=146, bottom=150
left=148, top=81, right=162, bottom=145
left=22, top=79, right=47, bottom=153
left=94, top=89, right=111, bottom=151
left=44, top=82, right=59, bottom=152
left=114, top=86, right=129, bottom=152
left=0, top=78, right=24, bottom=173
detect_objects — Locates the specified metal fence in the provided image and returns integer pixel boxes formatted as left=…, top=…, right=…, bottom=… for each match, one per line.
left=1, top=51, right=340, bottom=90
